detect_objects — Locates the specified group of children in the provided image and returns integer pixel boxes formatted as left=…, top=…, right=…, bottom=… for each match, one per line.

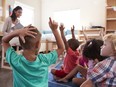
left=2, top=17, right=116, bottom=87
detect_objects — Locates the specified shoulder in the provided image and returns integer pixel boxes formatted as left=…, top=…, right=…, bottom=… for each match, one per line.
left=5, top=17, right=12, bottom=22
left=38, top=50, right=58, bottom=58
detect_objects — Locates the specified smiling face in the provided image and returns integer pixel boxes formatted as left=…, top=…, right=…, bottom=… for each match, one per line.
left=100, top=40, right=114, bottom=57
left=15, top=9, right=22, bottom=18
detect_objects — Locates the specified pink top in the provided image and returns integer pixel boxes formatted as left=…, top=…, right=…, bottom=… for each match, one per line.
left=77, top=56, right=88, bottom=67
left=63, top=48, right=79, bottom=73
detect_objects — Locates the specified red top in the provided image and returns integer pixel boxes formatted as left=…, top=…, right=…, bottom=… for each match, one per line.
left=63, top=48, right=79, bottom=73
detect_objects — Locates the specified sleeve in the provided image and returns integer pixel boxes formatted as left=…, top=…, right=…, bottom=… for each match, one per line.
left=6, top=47, right=19, bottom=66
left=39, top=50, right=58, bottom=66
left=87, top=60, right=109, bottom=83
left=67, top=48, right=79, bottom=60
left=2, top=17, right=10, bottom=34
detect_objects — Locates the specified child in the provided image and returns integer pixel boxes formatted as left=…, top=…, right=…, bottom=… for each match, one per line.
left=51, top=24, right=80, bottom=80
left=58, top=39, right=106, bottom=86
left=2, top=17, right=64, bottom=87
left=81, top=33, right=116, bottom=87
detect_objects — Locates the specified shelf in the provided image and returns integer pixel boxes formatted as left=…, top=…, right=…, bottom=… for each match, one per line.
left=106, top=0, right=116, bottom=32
left=107, top=18, right=116, bottom=20
left=107, top=0, right=116, bottom=6
left=107, top=6, right=113, bottom=9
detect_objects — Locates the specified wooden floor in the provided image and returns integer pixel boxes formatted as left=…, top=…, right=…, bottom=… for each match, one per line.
left=0, top=68, right=13, bottom=87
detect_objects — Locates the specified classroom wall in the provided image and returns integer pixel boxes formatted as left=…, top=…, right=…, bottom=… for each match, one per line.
left=5, top=0, right=41, bottom=29
left=41, top=0, right=106, bottom=30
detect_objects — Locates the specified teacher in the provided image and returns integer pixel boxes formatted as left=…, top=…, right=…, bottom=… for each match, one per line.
left=2, top=6, right=23, bottom=50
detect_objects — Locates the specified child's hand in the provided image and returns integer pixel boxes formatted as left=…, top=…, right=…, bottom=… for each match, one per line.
left=19, top=27, right=37, bottom=43
left=59, top=23, right=65, bottom=31
left=49, top=17, right=58, bottom=31
left=71, top=25, right=75, bottom=33
left=57, top=78, right=68, bottom=83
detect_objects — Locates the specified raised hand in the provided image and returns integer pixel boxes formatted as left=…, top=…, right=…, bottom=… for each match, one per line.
left=71, top=25, right=75, bottom=33
left=49, top=17, right=58, bottom=31
left=71, top=25, right=76, bottom=39
left=59, top=23, right=65, bottom=31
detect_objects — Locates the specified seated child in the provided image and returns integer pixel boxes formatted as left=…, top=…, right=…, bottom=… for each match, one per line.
left=81, top=33, right=116, bottom=87
left=2, top=18, right=64, bottom=87
left=58, top=39, right=107, bottom=86
left=51, top=24, right=80, bottom=80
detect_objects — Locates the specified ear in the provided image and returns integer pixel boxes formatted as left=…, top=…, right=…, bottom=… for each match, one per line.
left=35, top=41, right=40, bottom=48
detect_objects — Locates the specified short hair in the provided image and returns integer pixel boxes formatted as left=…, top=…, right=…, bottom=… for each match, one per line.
left=19, top=26, right=41, bottom=50
left=68, top=39, right=79, bottom=51
left=103, top=33, right=116, bottom=50
left=82, top=39, right=106, bottom=61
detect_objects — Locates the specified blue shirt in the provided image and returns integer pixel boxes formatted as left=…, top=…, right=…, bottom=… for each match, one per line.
left=6, top=47, right=58, bottom=87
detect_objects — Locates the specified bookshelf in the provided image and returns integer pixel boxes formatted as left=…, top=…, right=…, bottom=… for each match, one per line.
left=106, top=0, right=116, bottom=33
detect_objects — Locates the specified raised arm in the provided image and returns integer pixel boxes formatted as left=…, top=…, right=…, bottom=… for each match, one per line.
left=71, top=25, right=76, bottom=39
left=82, top=26, right=88, bottom=41
left=2, top=27, right=37, bottom=52
left=59, top=23, right=69, bottom=50
left=49, top=18, right=64, bottom=57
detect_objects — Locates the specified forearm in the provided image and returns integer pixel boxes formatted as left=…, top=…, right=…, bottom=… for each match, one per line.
left=64, top=66, right=79, bottom=80
left=60, top=31, right=68, bottom=50
left=2, top=30, right=19, bottom=43
left=52, top=30, right=64, bottom=50
left=71, top=32, right=76, bottom=39
left=80, top=79, right=93, bottom=87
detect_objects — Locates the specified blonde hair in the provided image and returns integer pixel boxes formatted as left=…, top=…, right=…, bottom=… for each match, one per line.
left=103, top=33, right=116, bottom=51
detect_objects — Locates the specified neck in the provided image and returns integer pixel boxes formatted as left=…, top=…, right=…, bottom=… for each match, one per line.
left=23, top=49, right=37, bottom=61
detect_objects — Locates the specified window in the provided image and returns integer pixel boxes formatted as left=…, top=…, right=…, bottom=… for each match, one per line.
left=53, top=9, right=80, bottom=30
left=14, top=1, right=34, bottom=26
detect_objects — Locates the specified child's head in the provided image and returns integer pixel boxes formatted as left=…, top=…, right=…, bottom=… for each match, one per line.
left=83, top=39, right=106, bottom=61
left=101, top=33, right=116, bottom=57
left=19, top=26, right=41, bottom=50
left=68, top=39, right=79, bottom=51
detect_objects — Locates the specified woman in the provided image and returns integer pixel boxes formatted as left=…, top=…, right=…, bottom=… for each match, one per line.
left=2, top=6, right=23, bottom=35
left=2, top=6, right=23, bottom=50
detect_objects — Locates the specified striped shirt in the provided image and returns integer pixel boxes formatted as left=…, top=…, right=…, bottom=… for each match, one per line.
left=88, top=57, right=116, bottom=87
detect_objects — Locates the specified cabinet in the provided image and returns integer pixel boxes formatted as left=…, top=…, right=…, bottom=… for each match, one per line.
left=106, top=0, right=116, bottom=33
left=78, top=28, right=104, bottom=41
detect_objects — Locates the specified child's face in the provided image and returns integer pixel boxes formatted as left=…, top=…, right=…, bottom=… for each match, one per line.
left=101, top=40, right=114, bottom=57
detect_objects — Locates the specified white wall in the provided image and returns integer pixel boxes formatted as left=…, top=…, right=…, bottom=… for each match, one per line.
left=41, top=0, right=106, bottom=30
left=5, top=0, right=41, bottom=29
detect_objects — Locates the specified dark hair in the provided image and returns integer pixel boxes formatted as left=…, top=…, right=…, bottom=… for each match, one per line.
left=68, top=39, right=79, bottom=51
left=19, top=26, right=41, bottom=50
left=10, top=6, right=22, bottom=21
left=82, top=39, right=106, bottom=61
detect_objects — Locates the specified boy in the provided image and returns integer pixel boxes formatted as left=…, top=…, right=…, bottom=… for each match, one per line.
left=51, top=24, right=80, bottom=80
left=81, top=34, right=116, bottom=87
left=2, top=18, right=64, bottom=87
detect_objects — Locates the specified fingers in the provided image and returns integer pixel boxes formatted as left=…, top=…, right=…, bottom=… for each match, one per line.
left=27, top=31, right=37, bottom=35
left=49, top=17, right=52, bottom=24
left=28, top=27, right=36, bottom=30
left=73, top=25, right=75, bottom=29
left=20, top=36, right=25, bottom=43
left=26, top=33, right=36, bottom=38
left=27, top=24, right=32, bottom=28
